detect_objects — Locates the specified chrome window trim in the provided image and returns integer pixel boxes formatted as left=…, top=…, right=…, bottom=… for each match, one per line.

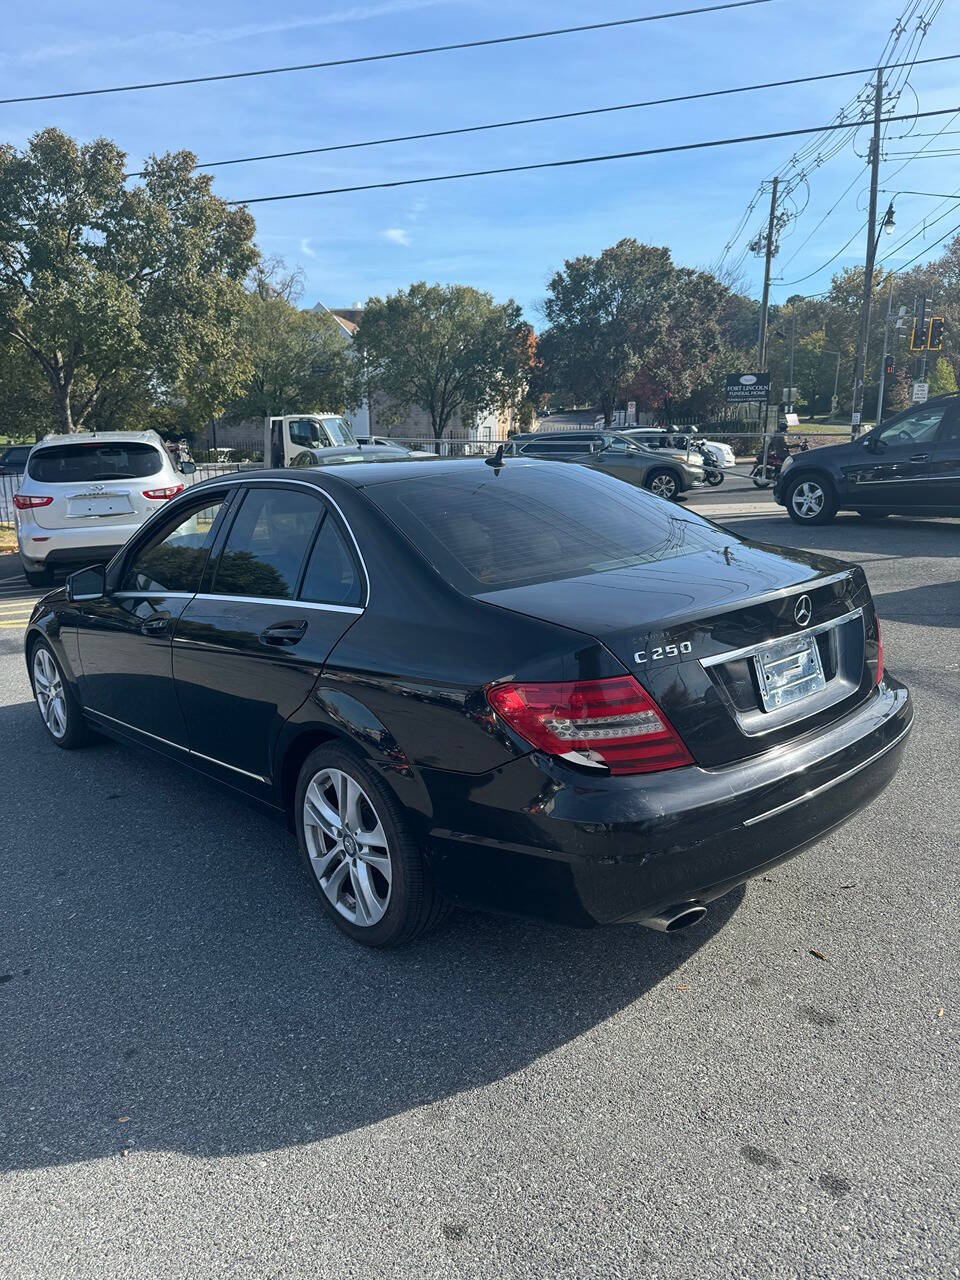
left=743, top=715, right=913, bottom=826
left=699, top=607, right=864, bottom=669
left=112, top=591, right=195, bottom=600
left=85, top=708, right=270, bottom=783
left=211, top=475, right=370, bottom=608
left=188, top=593, right=362, bottom=615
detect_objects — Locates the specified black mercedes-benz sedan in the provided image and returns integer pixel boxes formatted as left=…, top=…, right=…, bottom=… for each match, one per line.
left=24, top=458, right=912, bottom=947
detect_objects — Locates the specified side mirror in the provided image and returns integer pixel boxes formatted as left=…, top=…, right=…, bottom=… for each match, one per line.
left=67, top=564, right=106, bottom=603
left=180, top=461, right=197, bottom=475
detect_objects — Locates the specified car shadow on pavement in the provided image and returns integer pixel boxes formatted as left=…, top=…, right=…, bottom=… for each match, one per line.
left=869, top=578, right=960, bottom=629
left=718, top=513, right=960, bottom=559
left=0, top=698, right=742, bottom=1173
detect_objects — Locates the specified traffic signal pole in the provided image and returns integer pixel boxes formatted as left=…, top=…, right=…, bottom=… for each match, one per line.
left=876, top=277, right=894, bottom=425
left=851, top=68, right=884, bottom=438
left=756, top=176, right=779, bottom=377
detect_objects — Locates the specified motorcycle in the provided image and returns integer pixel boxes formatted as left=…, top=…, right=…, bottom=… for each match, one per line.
left=691, top=441, right=724, bottom=486
left=750, top=437, right=808, bottom=488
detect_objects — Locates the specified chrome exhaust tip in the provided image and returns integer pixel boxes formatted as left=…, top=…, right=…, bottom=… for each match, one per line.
left=639, top=902, right=707, bottom=933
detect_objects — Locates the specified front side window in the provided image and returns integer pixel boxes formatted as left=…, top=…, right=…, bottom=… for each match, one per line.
left=212, top=488, right=323, bottom=600
left=875, top=406, right=949, bottom=446
left=288, top=419, right=322, bottom=448
left=28, top=441, right=164, bottom=483
left=120, top=500, right=224, bottom=593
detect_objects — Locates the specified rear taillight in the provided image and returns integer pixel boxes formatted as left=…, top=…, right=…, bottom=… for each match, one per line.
left=876, top=617, right=884, bottom=686
left=13, top=494, right=53, bottom=509
left=142, top=484, right=184, bottom=500
left=486, top=675, right=693, bottom=775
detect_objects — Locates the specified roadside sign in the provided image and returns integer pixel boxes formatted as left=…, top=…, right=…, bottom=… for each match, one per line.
left=784, top=412, right=800, bottom=427
left=912, top=381, right=929, bottom=403
left=852, top=411, right=861, bottom=426
left=782, top=387, right=798, bottom=403
left=725, top=373, right=771, bottom=404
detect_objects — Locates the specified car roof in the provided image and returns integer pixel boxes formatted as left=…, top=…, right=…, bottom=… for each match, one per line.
left=188, top=456, right=553, bottom=494
left=35, top=429, right=165, bottom=448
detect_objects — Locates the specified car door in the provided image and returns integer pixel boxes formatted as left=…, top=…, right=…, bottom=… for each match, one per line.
left=74, top=492, right=230, bottom=750
left=587, top=436, right=649, bottom=484
left=171, top=481, right=365, bottom=788
left=928, top=403, right=960, bottom=510
left=843, top=403, right=953, bottom=509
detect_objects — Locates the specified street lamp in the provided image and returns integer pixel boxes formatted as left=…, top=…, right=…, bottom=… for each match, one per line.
left=881, top=203, right=896, bottom=236
left=824, top=350, right=842, bottom=418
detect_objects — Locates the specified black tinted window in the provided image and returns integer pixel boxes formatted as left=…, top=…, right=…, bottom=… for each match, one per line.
left=370, top=465, right=718, bottom=593
left=121, top=500, right=223, bottom=593
left=28, top=441, right=164, bottom=483
left=213, top=488, right=322, bottom=599
left=300, top=516, right=363, bottom=606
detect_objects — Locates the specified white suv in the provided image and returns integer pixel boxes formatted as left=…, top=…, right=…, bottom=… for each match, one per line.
left=14, top=431, right=194, bottom=587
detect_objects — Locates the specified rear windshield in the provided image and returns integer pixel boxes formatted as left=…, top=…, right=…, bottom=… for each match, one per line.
left=27, top=441, right=164, bottom=484
left=367, top=463, right=719, bottom=593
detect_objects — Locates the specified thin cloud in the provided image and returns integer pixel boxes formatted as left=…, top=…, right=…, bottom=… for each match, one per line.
left=4, top=0, right=455, bottom=68
left=300, top=238, right=317, bottom=258
left=381, top=227, right=412, bottom=246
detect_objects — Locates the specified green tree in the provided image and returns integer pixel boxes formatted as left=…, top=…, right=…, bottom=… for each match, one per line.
left=224, top=258, right=356, bottom=422
left=928, top=355, right=958, bottom=397
left=355, top=283, right=528, bottom=440
left=0, top=128, right=257, bottom=433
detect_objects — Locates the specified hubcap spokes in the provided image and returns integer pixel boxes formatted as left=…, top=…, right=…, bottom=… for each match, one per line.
left=652, top=476, right=675, bottom=498
left=34, top=649, right=66, bottom=739
left=303, top=768, right=392, bottom=926
left=793, top=482, right=824, bottom=518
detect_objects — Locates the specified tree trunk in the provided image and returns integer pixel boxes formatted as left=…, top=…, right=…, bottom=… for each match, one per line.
left=54, top=385, right=74, bottom=434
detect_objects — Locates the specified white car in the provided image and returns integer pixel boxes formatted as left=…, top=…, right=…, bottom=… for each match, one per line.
left=14, top=430, right=194, bottom=587
left=623, top=427, right=736, bottom=470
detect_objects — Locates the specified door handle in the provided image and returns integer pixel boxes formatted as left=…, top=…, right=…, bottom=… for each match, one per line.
left=140, top=612, right=171, bottom=636
left=259, top=619, right=308, bottom=646
left=909, top=453, right=930, bottom=462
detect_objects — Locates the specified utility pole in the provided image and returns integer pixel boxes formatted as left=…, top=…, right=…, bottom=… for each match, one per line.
left=757, top=176, right=779, bottom=375
left=788, top=309, right=796, bottom=412
left=876, top=277, right=894, bottom=425
left=851, top=68, right=884, bottom=438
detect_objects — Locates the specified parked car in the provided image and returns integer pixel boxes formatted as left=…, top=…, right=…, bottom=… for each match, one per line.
left=289, top=445, right=433, bottom=467
left=355, top=436, right=439, bottom=459
left=25, top=457, right=910, bottom=948
left=774, top=396, right=960, bottom=524
left=13, top=430, right=195, bottom=587
left=622, top=428, right=737, bottom=471
left=505, top=430, right=703, bottom=499
left=1, top=443, right=34, bottom=475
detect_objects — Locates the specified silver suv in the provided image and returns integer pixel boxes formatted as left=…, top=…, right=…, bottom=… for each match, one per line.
left=14, top=431, right=194, bottom=587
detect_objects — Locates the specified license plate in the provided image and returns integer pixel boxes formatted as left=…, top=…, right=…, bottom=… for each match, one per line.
left=67, top=494, right=132, bottom=518
left=754, top=633, right=826, bottom=711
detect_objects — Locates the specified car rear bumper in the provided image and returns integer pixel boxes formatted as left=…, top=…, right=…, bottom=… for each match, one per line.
left=423, top=677, right=912, bottom=926
left=17, top=520, right=142, bottom=569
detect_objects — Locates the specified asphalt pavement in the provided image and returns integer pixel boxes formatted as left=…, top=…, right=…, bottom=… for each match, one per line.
left=1, top=505, right=958, bottom=1280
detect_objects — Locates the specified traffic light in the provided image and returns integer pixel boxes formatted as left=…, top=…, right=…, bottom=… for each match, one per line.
left=884, top=355, right=895, bottom=377
left=927, top=317, right=945, bottom=351
left=909, top=317, right=925, bottom=351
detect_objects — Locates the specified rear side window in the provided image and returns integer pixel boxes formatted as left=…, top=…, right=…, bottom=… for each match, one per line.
left=27, top=441, right=164, bottom=483
left=300, top=516, right=363, bottom=606
left=368, top=465, right=718, bottom=593
left=212, top=487, right=323, bottom=600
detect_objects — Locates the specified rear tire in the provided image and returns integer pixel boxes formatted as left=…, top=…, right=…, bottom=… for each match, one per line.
left=645, top=469, right=681, bottom=501
left=784, top=475, right=838, bottom=525
left=30, top=640, right=90, bottom=749
left=706, top=471, right=724, bottom=487
left=24, top=566, right=53, bottom=588
left=295, top=743, right=448, bottom=947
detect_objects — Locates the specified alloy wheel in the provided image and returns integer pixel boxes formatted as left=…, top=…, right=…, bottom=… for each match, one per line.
left=650, top=473, right=678, bottom=499
left=302, top=767, right=393, bottom=926
left=33, top=647, right=67, bottom=739
left=791, top=481, right=825, bottom=519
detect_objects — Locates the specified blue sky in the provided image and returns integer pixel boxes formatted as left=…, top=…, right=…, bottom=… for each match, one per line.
left=4, top=1, right=960, bottom=322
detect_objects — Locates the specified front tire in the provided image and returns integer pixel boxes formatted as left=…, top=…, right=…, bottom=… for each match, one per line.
left=30, top=641, right=90, bottom=748
left=705, top=470, right=724, bottom=487
left=295, top=744, right=447, bottom=947
left=645, top=468, right=681, bottom=501
left=784, top=475, right=838, bottom=525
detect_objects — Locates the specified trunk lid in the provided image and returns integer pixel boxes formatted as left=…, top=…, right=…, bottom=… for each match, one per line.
left=478, top=541, right=880, bottom=768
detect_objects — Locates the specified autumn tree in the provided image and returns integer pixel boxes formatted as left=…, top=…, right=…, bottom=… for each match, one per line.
left=355, top=283, right=528, bottom=440
left=0, top=128, right=257, bottom=433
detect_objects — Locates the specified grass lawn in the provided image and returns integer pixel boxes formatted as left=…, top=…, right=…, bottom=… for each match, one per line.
left=0, top=526, right=18, bottom=553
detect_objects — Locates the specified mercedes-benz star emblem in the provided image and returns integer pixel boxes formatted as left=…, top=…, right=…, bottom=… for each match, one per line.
left=794, top=594, right=813, bottom=627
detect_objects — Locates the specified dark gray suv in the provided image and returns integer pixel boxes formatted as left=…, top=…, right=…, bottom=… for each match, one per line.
left=504, top=431, right=703, bottom=500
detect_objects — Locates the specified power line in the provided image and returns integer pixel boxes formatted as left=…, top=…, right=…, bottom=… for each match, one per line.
left=877, top=191, right=960, bottom=260
left=123, top=50, right=960, bottom=178
left=887, top=211, right=960, bottom=270
left=0, top=0, right=771, bottom=106
left=224, top=105, right=960, bottom=205
left=774, top=220, right=868, bottom=289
